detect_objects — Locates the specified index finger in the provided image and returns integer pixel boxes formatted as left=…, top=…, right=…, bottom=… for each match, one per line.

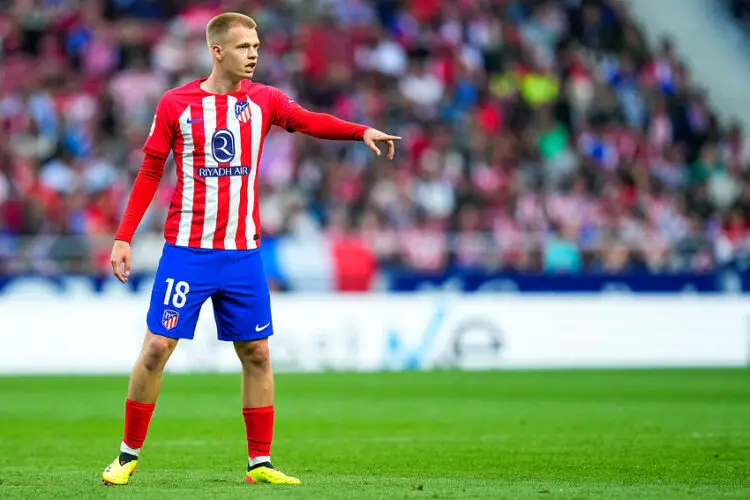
left=380, top=135, right=401, bottom=141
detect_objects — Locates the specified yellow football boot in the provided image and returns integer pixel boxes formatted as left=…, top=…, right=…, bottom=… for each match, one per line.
left=102, top=456, right=138, bottom=485
left=245, top=462, right=301, bottom=485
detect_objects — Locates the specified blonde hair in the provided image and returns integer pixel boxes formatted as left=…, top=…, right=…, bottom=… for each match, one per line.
left=206, top=12, right=257, bottom=47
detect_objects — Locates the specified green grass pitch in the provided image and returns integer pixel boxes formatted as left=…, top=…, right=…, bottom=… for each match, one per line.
left=0, top=369, right=748, bottom=499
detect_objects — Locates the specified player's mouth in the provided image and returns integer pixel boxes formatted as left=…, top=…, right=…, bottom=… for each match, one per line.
left=246, top=62, right=256, bottom=72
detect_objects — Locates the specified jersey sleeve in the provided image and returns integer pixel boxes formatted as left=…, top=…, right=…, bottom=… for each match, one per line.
left=142, top=93, right=176, bottom=159
left=268, top=86, right=304, bottom=131
left=114, top=153, right=167, bottom=243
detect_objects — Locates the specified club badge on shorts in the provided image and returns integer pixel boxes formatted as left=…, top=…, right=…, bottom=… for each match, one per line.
left=162, top=309, right=179, bottom=330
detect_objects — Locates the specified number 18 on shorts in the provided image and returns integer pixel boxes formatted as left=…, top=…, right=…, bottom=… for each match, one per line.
left=146, top=243, right=274, bottom=342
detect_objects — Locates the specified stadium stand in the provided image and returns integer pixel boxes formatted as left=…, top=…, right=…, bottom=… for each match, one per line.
left=1, top=0, right=750, bottom=289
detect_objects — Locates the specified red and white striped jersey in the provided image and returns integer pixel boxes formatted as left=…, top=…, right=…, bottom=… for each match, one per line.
left=144, top=79, right=302, bottom=250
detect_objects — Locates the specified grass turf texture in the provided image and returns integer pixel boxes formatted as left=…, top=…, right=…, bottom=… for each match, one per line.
left=0, top=369, right=748, bottom=499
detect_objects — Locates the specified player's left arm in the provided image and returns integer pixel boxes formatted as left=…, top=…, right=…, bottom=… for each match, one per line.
left=286, top=108, right=401, bottom=160
left=270, top=89, right=401, bottom=159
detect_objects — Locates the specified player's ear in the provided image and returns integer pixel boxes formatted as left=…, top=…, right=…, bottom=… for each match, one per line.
left=211, top=43, right=223, bottom=61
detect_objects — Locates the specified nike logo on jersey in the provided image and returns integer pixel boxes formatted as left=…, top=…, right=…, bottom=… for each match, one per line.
left=255, top=322, right=271, bottom=332
left=187, top=117, right=204, bottom=124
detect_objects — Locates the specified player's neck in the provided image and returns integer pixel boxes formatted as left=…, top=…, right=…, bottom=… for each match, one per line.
left=201, top=72, right=243, bottom=95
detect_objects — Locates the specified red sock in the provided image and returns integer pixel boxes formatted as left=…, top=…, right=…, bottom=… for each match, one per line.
left=243, top=405, right=274, bottom=458
left=123, top=398, right=156, bottom=450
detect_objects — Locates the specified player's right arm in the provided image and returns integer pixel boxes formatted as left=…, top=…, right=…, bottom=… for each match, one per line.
left=110, top=93, right=176, bottom=283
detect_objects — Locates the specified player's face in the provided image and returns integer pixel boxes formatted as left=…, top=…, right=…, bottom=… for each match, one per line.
left=220, top=26, right=259, bottom=80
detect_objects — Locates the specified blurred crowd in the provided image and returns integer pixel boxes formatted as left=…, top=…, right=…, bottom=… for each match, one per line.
left=1, top=0, right=750, bottom=277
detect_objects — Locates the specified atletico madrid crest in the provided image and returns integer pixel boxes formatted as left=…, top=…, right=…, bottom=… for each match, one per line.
left=162, top=309, right=179, bottom=330
left=235, top=101, right=251, bottom=123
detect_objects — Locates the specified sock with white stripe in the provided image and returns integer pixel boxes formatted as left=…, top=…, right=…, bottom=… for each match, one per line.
left=119, top=441, right=141, bottom=463
left=249, top=455, right=271, bottom=468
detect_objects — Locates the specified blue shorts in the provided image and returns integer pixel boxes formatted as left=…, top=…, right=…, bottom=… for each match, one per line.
left=146, top=243, right=273, bottom=342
